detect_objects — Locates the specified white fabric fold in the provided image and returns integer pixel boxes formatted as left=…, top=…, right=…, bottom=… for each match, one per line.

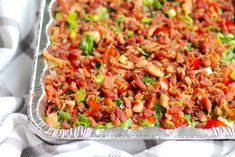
left=0, top=26, right=19, bottom=71
left=0, top=0, right=37, bottom=39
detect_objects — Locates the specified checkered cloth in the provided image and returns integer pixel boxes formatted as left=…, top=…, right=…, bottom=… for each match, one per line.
left=1, top=0, right=235, bottom=156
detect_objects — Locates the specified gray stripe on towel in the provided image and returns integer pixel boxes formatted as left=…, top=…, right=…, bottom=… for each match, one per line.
left=144, top=140, right=157, bottom=149
left=0, top=87, right=12, bottom=96
left=4, top=137, right=24, bottom=151
left=0, top=17, right=20, bottom=30
left=211, top=141, right=224, bottom=157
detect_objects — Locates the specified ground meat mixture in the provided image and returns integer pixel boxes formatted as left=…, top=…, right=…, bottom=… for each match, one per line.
left=43, top=0, right=235, bottom=129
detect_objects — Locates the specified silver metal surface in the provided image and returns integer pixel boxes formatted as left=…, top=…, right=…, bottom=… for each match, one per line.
left=28, top=0, right=235, bottom=141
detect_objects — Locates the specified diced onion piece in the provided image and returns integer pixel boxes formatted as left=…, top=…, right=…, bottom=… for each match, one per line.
left=132, top=100, right=144, bottom=113
left=218, top=116, right=235, bottom=128
left=204, top=67, right=213, bottom=75
left=95, top=74, right=105, bottom=83
left=159, top=94, right=169, bottom=109
left=167, top=9, right=176, bottom=17
left=119, top=55, right=128, bottom=64
left=86, top=31, right=100, bottom=43
left=146, top=64, right=164, bottom=77
left=46, top=112, right=59, bottom=128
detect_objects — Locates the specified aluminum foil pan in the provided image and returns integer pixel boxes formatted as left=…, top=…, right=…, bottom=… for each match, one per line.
left=28, top=0, right=235, bottom=141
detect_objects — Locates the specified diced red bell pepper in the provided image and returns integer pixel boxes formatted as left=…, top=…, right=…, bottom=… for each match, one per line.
left=71, top=107, right=78, bottom=117
left=209, top=3, right=218, bottom=14
left=102, top=47, right=118, bottom=64
left=154, top=26, right=170, bottom=35
left=197, top=28, right=204, bottom=36
left=147, top=115, right=156, bottom=124
left=202, top=96, right=212, bottom=113
left=225, top=20, right=235, bottom=31
left=220, top=20, right=235, bottom=32
left=85, top=97, right=100, bottom=116
left=71, top=107, right=78, bottom=123
left=204, top=119, right=228, bottom=129
left=190, top=57, right=201, bottom=70
left=222, top=68, right=233, bottom=85
left=171, top=115, right=187, bottom=128
left=114, top=79, right=129, bottom=94
left=67, top=53, right=78, bottom=68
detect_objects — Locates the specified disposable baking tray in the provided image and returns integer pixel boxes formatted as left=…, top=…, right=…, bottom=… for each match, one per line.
left=28, top=0, right=235, bottom=141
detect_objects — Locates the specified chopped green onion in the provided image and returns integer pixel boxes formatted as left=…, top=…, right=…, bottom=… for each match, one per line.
left=173, top=2, right=181, bottom=6
left=154, top=118, right=160, bottom=127
left=76, top=88, right=86, bottom=103
left=113, top=23, right=123, bottom=33
left=42, top=114, right=47, bottom=121
left=66, top=12, right=77, bottom=30
left=142, top=0, right=154, bottom=6
left=218, top=8, right=223, bottom=15
left=141, top=17, right=152, bottom=24
left=55, top=123, right=61, bottom=129
left=84, top=14, right=100, bottom=22
left=95, top=74, right=105, bottom=83
left=119, top=55, right=128, bottom=64
left=77, top=115, right=90, bottom=127
left=192, top=121, right=200, bottom=126
left=167, top=9, right=176, bottom=17
left=153, top=0, right=162, bottom=10
left=120, top=118, right=133, bottom=128
left=208, top=26, right=217, bottom=32
left=227, top=117, right=233, bottom=122
left=96, top=7, right=109, bottom=19
left=180, top=43, right=193, bottom=53
left=154, top=103, right=166, bottom=117
left=182, top=15, right=193, bottom=26
left=55, top=12, right=63, bottom=20
left=143, top=6, right=149, bottom=12
left=95, top=124, right=105, bottom=129
left=80, top=34, right=95, bottom=56
left=116, top=15, right=126, bottom=24
left=84, top=7, right=109, bottom=22
left=168, top=121, right=176, bottom=128
left=95, top=62, right=102, bottom=69
left=142, top=75, right=156, bottom=84
left=138, top=47, right=150, bottom=57
left=96, top=96, right=102, bottom=103
left=230, top=71, right=235, bottom=80
left=222, top=49, right=235, bottom=62
left=229, top=100, right=235, bottom=104
left=217, top=33, right=235, bottom=44
left=127, top=30, right=134, bottom=38
left=73, top=122, right=79, bottom=128
left=139, top=119, right=151, bottom=127
left=91, top=15, right=100, bottom=21
left=176, top=101, right=184, bottom=106
left=185, top=114, right=192, bottom=126
left=115, top=98, right=123, bottom=107
left=105, top=122, right=114, bottom=128
left=58, top=110, right=72, bottom=121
